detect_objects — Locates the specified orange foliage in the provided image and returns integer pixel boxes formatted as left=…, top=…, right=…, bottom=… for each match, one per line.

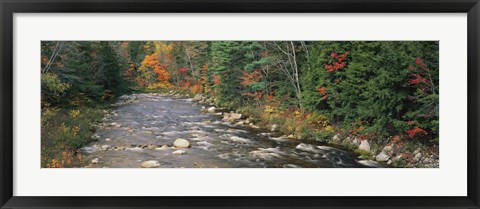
left=213, top=74, right=221, bottom=85
left=240, top=70, right=263, bottom=86
left=139, top=52, right=172, bottom=89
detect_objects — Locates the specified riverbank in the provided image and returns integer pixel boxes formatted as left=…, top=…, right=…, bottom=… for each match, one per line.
left=41, top=106, right=104, bottom=168
left=185, top=92, right=439, bottom=168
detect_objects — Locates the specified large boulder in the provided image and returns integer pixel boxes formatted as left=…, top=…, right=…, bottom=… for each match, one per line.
left=173, top=138, right=191, bottom=148
left=140, top=160, right=161, bottom=168
left=359, top=140, right=371, bottom=152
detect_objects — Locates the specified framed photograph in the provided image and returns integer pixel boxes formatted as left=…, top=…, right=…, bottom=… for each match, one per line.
left=1, top=0, right=479, bottom=208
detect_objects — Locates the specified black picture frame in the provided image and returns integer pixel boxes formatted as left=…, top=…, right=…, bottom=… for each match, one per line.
left=1, top=0, right=479, bottom=208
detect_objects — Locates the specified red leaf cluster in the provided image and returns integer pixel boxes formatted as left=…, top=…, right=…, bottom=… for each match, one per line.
left=325, top=52, right=348, bottom=72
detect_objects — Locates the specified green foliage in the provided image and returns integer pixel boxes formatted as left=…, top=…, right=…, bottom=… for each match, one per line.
left=300, top=41, right=439, bottom=144
left=210, top=41, right=245, bottom=107
left=95, top=42, right=129, bottom=97
left=41, top=41, right=131, bottom=106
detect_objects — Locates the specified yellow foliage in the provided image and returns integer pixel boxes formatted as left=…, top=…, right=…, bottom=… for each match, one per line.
left=324, top=125, right=335, bottom=133
left=264, top=105, right=275, bottom=114
left=70, top=109, right=80, bottom=118
left=307, top=114, right=331, bottom=128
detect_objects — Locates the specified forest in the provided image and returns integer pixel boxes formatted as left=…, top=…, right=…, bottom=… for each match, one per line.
left=41, top=41, right=439, bottom=168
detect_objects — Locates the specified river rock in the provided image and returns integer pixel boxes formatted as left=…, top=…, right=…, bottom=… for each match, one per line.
left=101, top=145, right=112, bottom=151
left=172, top=150, right=186, bottom=155
left=332, top=134, right=341, bottom=143
left=230, top=113, right=242, bottom=120
left=359, top=140, right=371, bottom=152
left=382, top=144, right=399, bottom=156
left=155, top=145, right=170, bottom=150
left=414, top=152, right=422, bottom=162
left=375, top=152, right=390, bottom=162
left=192, top=94, right=203, bottom=101
left=81, top=146, right=99, bottom=154
left=125, top=147, right=143, bottom=152
left=352, top=137, right=360, bottom=145
left=91, top=133, right=100, bottom=141
left=140, top=160, right=161, bottom=168
left=91, top=158, right=99, bottom=164
left=173, top=138, right=191, bottom=148
left=271, top=124, right=279, bottom=132
left=207, top=107, right=216, bottom=113
left=222, top=113, right=231, bottom=122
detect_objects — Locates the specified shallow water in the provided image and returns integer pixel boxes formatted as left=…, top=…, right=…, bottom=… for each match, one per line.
left=82, top=94, right=378, bottom=168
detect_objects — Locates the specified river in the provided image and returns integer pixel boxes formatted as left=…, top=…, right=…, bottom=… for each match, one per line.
left=81, top=93, right=380, bottom=168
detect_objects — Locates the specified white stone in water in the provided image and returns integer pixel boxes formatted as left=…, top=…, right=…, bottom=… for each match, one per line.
left=173, top=138, right=191, bottom=148
left=125, top=147, right=143, bottom=152
left=172, top=150, right=186, bottom=155
left=105, top=138, right=111, bottom=142
left=140, top=160, right=161, bottom=168
left=207, top=107, right=216, bottom=113
left=101, top=145, right=111, bottom=150
left=91, top=158, right=99, bottom=164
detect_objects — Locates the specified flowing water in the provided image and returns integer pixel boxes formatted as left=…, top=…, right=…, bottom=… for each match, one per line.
left=82, top=93, right=380, bottom=168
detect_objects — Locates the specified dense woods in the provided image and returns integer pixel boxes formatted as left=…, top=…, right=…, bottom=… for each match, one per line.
left=41, top=41, right=439, bottom=168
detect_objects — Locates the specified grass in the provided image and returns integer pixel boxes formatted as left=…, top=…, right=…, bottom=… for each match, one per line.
left=41, top=106, right=103, bottom=168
